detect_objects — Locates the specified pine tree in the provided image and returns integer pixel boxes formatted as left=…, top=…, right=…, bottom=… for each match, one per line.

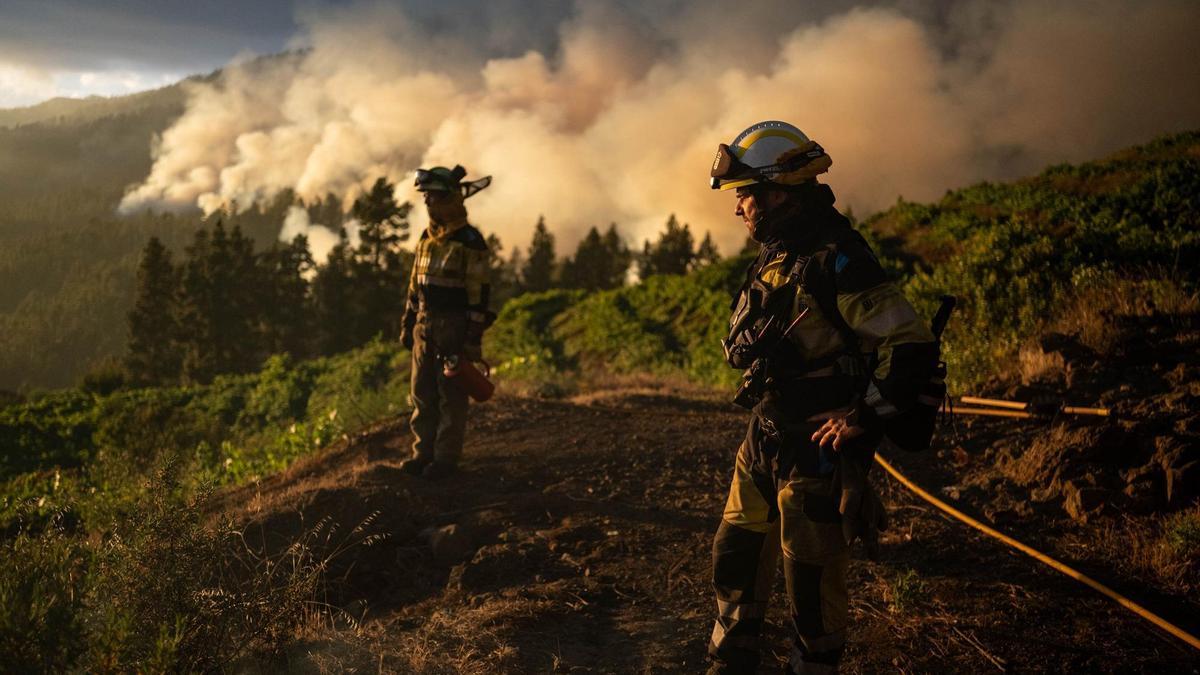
left=348, top=178, right=412, bottom=345
left=485, top=233, right=520, bottom=306
left=261, top=234, right=314, bottom=359
left=638, top=214, right=695, bottom=278
left=351, top=177, right=410, bottom=267
left=175, top=222, right=263, bottom=383
left=125, top=236, right=180, bottom=385
left=311, top=236, right=357, bottom=355
left=601, top=223, right=632, bottom=288
left=521, top=216, right=557, bottom=293
left=560, top=226, right=608, bottom=291
left=694, top=231, right=721, bottom=269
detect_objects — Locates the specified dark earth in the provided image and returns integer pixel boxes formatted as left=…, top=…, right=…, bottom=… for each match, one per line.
left=218, top=311, right=1200, bottom=673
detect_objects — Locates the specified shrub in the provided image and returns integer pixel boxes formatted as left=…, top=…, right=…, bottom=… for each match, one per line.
left=0, top=513, right=87, bottom=673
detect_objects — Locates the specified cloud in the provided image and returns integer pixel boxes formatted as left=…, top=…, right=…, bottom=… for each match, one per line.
left=0, top=0, right=296, bottom=73
left=119, top=0, right=1200, bottom=256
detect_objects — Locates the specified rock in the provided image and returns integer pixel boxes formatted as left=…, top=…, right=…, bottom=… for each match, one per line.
left=1062, top=481, right=1109, bottom=522
left=1165, top=461, right=1200, bottom=506
left=423, top=524, right=475, bottom=566
left=1121, top=463, right=1156, bottom=485
left=1030, top=483, right=1060, bottom=503
left=1122, top=477, right=1158, bottom=514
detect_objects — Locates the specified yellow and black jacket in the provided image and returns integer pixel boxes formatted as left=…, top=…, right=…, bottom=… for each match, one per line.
left=404, top=221, right=493, bottom=347
left=728, top=186, right=939, bottom=434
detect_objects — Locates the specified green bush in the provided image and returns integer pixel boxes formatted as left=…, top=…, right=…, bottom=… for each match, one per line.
left=0, top=514, right=87, bottom=672
left=0, top=461, right=343, bottom=673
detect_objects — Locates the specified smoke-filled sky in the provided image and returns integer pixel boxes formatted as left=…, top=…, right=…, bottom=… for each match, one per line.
left=7, top=1, right=1200, bottom=258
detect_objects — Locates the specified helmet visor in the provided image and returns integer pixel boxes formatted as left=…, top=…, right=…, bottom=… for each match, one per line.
left=709, top=141, right=828, bottom=190
left=710, top=143, right=758, bottom=189
left=415, top=168, right=452, bottom=192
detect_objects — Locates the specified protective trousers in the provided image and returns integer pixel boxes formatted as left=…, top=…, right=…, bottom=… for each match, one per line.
left=709, top=420, right=849, bottom=675
left=409, top=313, right=470, bottom=467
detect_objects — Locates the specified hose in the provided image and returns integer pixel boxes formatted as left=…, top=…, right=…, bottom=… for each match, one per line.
left=874, top=453, right=1200, bottom=652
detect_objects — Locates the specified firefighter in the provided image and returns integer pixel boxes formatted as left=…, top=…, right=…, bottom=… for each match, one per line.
left=706, top=121, right=941, bottom=674
left=398, top=165, right=494, bottom=480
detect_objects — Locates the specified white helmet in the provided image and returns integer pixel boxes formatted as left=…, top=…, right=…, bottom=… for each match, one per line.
left=709, top=120, right=832, bottom=190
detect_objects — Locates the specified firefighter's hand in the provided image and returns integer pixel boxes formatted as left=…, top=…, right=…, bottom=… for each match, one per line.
left=811, top=417, right=866, bottom=452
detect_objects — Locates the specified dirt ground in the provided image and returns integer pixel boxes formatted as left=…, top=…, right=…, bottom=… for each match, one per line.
left=219, top=377, right=1200, bottom=674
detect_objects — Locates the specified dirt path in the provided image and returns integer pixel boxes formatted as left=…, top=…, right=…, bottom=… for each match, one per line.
left=222, top=391, right=1199, bottom=674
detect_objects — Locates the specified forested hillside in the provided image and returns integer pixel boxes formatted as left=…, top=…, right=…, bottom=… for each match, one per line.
left=0, top=82, right=189, bottom=391
left=2, top=129, right=1197, bottom=672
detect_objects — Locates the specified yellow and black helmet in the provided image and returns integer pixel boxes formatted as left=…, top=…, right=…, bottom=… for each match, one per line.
left=709, top=121, right=832, bottom=190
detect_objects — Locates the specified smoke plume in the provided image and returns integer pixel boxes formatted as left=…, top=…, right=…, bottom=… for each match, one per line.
left=120, top=0, right=1200, bottom=255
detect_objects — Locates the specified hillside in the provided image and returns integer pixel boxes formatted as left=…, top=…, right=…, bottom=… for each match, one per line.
left=203, top=367, right=1198, bottom=672
left=3, top=126, right=1199, bottom=671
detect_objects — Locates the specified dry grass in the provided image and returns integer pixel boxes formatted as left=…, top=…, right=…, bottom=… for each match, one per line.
left=1010, top=276, right=1198, bottom=388
left=383, top=593, right=553, bottom=674
left=1054, top=277, right=1199, bottom=356
left=1090, top=506, right=1200, bottom=598
left=1018, top=347, right=1067, bottom=386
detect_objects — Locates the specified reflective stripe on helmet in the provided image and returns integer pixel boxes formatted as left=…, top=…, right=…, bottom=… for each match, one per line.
left=711, top=120, right=831, bottom=190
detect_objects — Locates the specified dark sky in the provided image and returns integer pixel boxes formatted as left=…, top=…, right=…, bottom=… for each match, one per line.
left=0, top=0, right=580, bottom=106
left=0, top=0, right=298, bottom=104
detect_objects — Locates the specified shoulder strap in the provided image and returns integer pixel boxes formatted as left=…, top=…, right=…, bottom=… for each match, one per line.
left=802, top=248, right=861, bottom=357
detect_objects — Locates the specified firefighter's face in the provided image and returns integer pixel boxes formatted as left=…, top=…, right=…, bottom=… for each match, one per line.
left=423, top=189, right=453, bottom=207
left=734, top=186, right=785, bottom=234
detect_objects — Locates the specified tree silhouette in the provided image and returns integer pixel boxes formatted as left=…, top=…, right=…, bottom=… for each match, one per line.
left=601, top=223, right=632, bottom=287
left=347, top=178, right=412, bottom=345
left=311, top=236, right=357, bottom=355
left=351, top=177, right=410, bottom=268
left=695, top=231, right=721, bottom=269
left=125, top=236, right=179, bottom=385
left=485, top=233, right=521, bottom=306
left=561, top=224, right=632, bottom=291
left=175, top=222, right=262, bottom=383
left=521, top=216, right=557, bottom=293
left=260, top=234, right=315, bottom=359
left=638, top=214, right=695, bottom=278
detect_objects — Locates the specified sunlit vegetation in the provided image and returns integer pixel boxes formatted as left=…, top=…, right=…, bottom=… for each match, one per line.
left=1, top=87, right=1196, bottom=668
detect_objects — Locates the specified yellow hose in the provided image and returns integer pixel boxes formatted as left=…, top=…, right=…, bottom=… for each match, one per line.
left=874, top=453, right=1200, bottom=652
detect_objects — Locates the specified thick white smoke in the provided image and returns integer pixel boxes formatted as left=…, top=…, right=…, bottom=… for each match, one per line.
left=120, top=0, right=1200, bottom=255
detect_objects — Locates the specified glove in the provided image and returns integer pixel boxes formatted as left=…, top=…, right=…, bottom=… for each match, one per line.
left=832, top=451, right=888, bottom=560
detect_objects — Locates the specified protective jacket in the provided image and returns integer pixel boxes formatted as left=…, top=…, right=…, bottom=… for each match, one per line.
left=730, top=184, right=938, bottom=438
left=403, top=221, right=493, bottom=354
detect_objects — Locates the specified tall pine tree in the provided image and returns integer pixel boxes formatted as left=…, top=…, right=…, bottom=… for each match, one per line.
left=601, top=223, right=632, bottom=288
left=694, top=231, right=721, bottom=269
left=560, top=224, right=631, bottom=291
left=260, top=234, right=315, bottom=359
left=348, top=178, right=412, bottom=345
left=560, top=226, right=607, bottom=291
left=125, top=236, right=179, bottom=385
left=521, top=216, right=557, bottom=293
left=638, top=214, right=695, bottom=278
left=175, top=222, right=262, bottom=383
left=311, top=236, right=357, bottom=355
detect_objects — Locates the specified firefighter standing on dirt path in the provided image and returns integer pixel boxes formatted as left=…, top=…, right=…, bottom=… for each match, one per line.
left=706, top=121, right=941, bottom=674
left=398, top=165, right=495, bottom=480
